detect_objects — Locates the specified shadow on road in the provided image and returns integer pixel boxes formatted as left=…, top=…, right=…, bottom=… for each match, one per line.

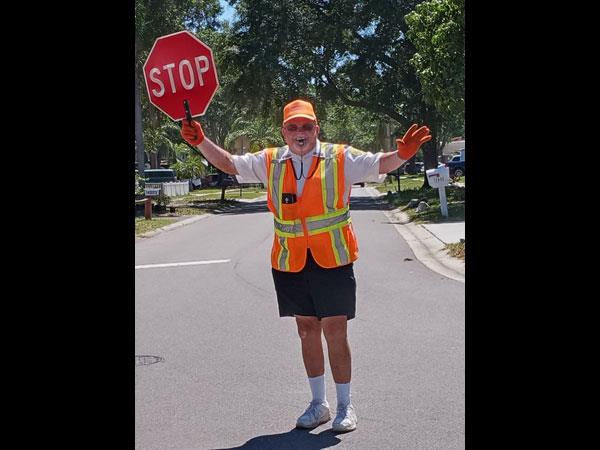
left=211, top=194, right=392, bottom=216
left=347, top=195, right=393, bottom=211
left=212, top=200, right=269, bottom=215
left=212, top=427, right=343, bottom=449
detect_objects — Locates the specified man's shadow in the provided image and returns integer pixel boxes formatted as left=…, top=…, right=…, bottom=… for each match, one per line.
left=212, top=427, right=344, bottom=449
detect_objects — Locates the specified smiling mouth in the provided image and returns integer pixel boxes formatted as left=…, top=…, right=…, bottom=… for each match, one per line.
left=295, top=137, right=306, bottom=146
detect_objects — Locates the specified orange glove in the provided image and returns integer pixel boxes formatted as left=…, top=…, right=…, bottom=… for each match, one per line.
left=396, top=124, right=432, bottom=160
left=180, top=120, right=205, bottom=146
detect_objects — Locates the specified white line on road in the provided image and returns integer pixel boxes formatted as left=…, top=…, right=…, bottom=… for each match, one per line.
left=135, top=259, right=231, bottom=270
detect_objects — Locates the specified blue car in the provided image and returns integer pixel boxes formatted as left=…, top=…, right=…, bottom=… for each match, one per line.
left=446, top=153, right=465, bottom=178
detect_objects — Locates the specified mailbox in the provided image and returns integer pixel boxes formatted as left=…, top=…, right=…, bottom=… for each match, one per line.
left=144, top=183, right=162, bottom=197
left=426, top=166, right=450, bottom=188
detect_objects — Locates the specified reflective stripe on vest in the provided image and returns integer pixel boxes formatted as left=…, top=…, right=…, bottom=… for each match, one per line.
left=273, top=217, right=304, bottom=237
left=318, top=144, right=350, bottom=264
left=268, top=147, right=288, bottom=219
left=276, top=236, right=290, bottom=271
left=320, top=144, right=339, bottom=212
left=274, top=207, right=351, bottom=237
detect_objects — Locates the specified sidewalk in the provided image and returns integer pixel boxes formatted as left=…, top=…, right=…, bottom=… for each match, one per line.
left=366, top=187, right=465, bottom=283
left=421, top=222, right=464, bottom=244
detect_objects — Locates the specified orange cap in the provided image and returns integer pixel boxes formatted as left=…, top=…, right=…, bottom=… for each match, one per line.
left=283, top=100, right=317, bottom=124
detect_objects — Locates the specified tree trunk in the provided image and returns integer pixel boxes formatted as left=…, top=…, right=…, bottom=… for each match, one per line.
left=150, top=152, right=159, bottom=169
left=135, top=77, right=146, bottom=174
left=421, top=106, right=440, bottom=189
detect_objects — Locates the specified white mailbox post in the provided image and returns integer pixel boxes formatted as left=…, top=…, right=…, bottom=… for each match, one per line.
left=426, top=166, right=451, bottom=217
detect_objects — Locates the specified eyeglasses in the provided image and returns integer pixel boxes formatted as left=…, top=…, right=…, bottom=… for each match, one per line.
left=284, top=123, right=315, bottom=132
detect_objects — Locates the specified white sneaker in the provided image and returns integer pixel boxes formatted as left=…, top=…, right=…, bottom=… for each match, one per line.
left=296, top=401, right=331, bottom=428
left=332, top=403, right=357, bottom=432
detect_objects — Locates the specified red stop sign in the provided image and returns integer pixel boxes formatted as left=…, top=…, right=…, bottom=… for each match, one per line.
left=143, top=31, right=219, bottom=121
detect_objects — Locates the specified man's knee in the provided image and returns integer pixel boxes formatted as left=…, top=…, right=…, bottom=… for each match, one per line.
left=322, top=316, right=348, bottom=342
left=295, top=316, right=322, bottom=340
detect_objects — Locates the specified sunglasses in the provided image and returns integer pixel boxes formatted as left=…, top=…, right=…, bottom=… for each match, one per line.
left=284, top=123, right=315, bottom=132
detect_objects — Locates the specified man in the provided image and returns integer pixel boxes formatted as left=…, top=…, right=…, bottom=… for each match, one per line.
left=181, top=99, right=431, bottom=432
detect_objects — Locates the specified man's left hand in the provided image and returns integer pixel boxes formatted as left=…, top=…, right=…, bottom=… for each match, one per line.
left=396, top=124, right=432, bottom=160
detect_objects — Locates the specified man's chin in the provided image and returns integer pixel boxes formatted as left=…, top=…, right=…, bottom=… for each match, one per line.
left=289, top=140, right=314, bottom=154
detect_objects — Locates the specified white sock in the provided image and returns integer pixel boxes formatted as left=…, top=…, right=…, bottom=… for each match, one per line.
left=335, top=382, right=351, bottom=407
left=308, top=374, right=326, bottom=404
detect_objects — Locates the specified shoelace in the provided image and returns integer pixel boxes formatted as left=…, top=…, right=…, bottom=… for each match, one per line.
left=303, top=402, right=325, bottom=419
left=336, top=405, right=353, bottom=419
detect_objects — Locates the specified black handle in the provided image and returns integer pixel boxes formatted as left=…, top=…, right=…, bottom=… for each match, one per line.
left=183, top=99, right=192, bottom=125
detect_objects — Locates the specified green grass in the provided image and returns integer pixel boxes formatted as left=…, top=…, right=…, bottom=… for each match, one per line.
left=373, top=174, right=426, bottom=193
left=135, top=217, right=177, bottom=235
left=168, top=206, right=209, bottom=215
left=446, top=241, right=465, bottom=259
left=386, top=184, right=465, bottom=223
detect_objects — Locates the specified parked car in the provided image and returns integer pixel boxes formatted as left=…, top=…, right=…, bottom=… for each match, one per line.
left=202, top=173, right=238, bottom=187
left=404, top=160, right=423, bottom=175
left=143, top=168, right=177, bottom=184
left=189, top=176, right=202, bottom=190
left=445, top=151, right=465, bottom=177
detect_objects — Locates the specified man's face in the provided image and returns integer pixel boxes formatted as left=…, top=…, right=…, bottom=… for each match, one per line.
left=281, top=118, right=320, bottom=155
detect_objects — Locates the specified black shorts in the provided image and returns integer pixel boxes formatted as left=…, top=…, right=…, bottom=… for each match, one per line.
left=272, top=250, right=357, bottom=320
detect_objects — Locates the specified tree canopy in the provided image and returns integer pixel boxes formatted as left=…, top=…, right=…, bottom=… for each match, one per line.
left=135, top=0, right=465, bottom=184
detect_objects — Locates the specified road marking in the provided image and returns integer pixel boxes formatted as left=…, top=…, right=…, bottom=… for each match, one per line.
left=135, top=259, right=231, bottom=270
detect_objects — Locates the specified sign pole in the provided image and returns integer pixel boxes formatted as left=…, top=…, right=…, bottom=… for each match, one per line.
left=144, top=197, right=152, bottom=220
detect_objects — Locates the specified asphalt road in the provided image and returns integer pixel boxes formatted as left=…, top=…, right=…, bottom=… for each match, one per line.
left=135, top=187, right=464, bottom=449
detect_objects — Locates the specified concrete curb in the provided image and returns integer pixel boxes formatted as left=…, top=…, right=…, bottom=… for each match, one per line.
left=135, top=195, right=268, bottom=242
left=135, top=214, right=210, bottom=241
left=384, top=208, right=465, bottom=283
left=364, top=187, right=465, bottom=283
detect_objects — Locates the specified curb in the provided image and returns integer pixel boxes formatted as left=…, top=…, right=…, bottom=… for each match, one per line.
left=135, top=214, right=210, bottom=241
left=384, top=208, right=465, bottom=283
left=364, top=187, right=465, bottom=283
left=135, top=196, right=268, bottom=242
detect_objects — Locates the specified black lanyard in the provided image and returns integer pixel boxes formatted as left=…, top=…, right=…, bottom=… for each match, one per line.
left=290, top=147, right=321, bottom=180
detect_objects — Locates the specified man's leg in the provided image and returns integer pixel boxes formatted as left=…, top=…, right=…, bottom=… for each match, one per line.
left=321, top=315, right=351, bottom=383
left=294, top=315, right=331, bottom=428
left=295, top=315, right=325, bottom=377
left=322, top=315, right=357, bottom=432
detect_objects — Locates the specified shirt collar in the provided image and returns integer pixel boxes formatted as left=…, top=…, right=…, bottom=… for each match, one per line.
left=281, top=139, right=321, bottom=160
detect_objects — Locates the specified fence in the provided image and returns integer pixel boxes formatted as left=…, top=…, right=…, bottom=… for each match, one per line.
left=160, top=181, right=190, bottom=197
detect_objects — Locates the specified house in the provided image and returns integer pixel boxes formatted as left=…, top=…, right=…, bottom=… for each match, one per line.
left=441, top=137, right=465, bottom=163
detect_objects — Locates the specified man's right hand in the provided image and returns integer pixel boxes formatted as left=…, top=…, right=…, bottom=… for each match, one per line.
left=181, top=120, right=205, bottom=146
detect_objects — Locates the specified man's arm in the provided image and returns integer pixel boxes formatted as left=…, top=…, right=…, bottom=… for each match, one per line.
left=378, top=124, right=432, bottom=174
left=378, top=150, right=408, bottom=174
left=181, top=120, right=238, bottom=175
left=196, top=137, right=238, bottom=175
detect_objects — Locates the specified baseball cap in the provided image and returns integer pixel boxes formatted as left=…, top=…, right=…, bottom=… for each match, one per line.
left=283, top=100, right=317, bottom=124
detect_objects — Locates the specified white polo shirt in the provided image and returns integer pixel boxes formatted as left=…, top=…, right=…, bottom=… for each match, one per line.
left=232, top=140, right=386, bottom=203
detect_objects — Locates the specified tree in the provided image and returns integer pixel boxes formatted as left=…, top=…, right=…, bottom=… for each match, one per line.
left=224, top=0, right=448, bottom=187
left=135, top=0, right=222, bottom=171
left=405, top=0, right=464, bottom=135
left=319, top=100, right=382, bottom=152
left=224, top=115, right=282, bottom=153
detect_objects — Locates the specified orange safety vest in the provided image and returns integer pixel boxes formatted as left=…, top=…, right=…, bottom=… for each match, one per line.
left=266, top=142, right=359, bottom=272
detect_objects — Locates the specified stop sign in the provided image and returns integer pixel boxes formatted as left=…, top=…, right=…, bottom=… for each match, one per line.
left=143, top=31, right=219, bottom=121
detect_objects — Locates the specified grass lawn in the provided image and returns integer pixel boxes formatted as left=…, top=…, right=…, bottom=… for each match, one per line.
left=135, top=217, right=177, bottom=235
left=446, top=241, right=465, bottom=259
left=373, top=173, right=465, bottom=223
